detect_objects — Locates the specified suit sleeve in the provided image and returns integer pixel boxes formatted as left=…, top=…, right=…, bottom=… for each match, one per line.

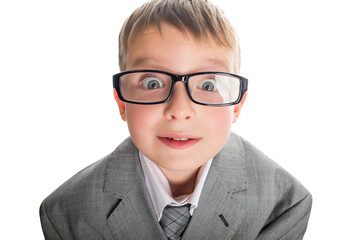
left=39, top=201, right=62, bottom=240
left=256, top=193, right=312, bottom=240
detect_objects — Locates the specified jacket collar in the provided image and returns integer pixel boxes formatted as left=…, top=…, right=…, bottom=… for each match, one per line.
left=181, top=132, right=248, bottom=239
left=104, top=138, right=168, bottom=239
left=104, top=132, right=248, bottom=198
left=104, top=132, right=248, bottom=239
left=104, top=137, right=142, bottom=199
left=211, top=132, right=248, bottom=192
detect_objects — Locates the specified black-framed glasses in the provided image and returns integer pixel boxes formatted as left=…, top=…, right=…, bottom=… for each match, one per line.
left=113, top=69, right=248, bottom=106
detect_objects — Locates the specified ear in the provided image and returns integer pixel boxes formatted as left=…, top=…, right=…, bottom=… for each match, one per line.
left=233, top=91, right=247, bottom=123
left=113, top=88, right=127, bottom=122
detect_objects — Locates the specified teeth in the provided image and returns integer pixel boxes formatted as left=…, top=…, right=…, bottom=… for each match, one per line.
left=169, top=137, right=189, bottom=141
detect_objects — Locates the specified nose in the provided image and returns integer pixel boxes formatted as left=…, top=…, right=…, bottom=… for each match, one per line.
left=164, top=82, right=195, bottom=120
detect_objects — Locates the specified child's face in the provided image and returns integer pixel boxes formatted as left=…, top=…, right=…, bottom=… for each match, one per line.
left=115, top=23, right=246, bottom=177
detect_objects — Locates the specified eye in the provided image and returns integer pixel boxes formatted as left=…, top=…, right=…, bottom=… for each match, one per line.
left=198, top=79, right=217, bottom=91
left=141, top=77, right=164, bottom=89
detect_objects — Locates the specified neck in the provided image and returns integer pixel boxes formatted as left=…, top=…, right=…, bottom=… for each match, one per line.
left=160, top=167, right=200, bottom=197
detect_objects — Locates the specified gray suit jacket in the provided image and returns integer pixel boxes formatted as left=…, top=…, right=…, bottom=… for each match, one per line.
left=40, top=133, right=312, bottom=239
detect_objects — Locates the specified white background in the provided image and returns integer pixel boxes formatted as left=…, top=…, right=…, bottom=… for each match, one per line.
left=1, top=0, right=359, bottom=239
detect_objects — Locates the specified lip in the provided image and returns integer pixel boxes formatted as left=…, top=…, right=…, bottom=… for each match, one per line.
left=157, top=133, right=201, bottom=150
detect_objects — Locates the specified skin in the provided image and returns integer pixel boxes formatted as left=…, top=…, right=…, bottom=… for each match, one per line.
left=114, top=23, right=247, bottom=197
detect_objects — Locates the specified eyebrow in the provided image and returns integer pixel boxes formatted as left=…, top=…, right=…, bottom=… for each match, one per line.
left=204, top=58, right=230, bottom=71
left=131, top=57, right=157, bottom=69
left=129, top=57, right=230, bottom=72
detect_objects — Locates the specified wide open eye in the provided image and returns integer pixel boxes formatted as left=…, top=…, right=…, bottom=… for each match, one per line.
left=141, top=77, right=164, bottom=89
left=198, top=79, right=217, bottom=91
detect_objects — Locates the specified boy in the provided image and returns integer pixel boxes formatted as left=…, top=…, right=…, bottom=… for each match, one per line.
left=40, top=0, right=312, bottom=239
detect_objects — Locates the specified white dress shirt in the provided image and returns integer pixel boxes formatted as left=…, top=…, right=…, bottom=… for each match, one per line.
left=139, top=151, right=213, bottom=222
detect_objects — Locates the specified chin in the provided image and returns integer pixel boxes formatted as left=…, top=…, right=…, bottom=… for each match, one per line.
left=159, top=159, right=203, bottom=172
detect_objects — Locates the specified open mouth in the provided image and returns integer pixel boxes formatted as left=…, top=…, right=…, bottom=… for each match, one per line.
left=166, top=137, right=190, bottom=141
left=157, top=135, right=201, bottom=149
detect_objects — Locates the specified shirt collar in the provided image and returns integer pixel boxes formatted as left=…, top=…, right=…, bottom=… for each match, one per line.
left=139, top=151, right=213, bottom=222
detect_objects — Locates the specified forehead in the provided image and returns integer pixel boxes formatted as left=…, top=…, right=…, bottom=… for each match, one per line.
left=125, top=24, right=235, bottom=74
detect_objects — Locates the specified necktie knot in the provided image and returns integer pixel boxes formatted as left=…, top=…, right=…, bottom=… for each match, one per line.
left=160, top=204, right=191, bottom=240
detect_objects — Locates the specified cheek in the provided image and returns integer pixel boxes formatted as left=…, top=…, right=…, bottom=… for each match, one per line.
left=202, top=107, right=234, bottom=138
left=125, top=105, right=160, bottom=141
left=207, top=106, right=233, bottom=124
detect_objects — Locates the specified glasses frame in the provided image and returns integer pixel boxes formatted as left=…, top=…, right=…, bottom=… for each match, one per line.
left=113, top=69, right=248, bottom=106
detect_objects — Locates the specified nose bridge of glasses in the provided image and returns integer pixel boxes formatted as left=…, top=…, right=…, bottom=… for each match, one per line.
left=172, top=74, right=188, bottom=84
left=169, top=75, right=192, bottom=102
left=169, top=75, right=190, bottom=94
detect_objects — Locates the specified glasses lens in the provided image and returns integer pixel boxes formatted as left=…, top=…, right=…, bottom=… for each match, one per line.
left=119, top=72, right=172, bottom=103
left=188, top=73, right=241, bottom=105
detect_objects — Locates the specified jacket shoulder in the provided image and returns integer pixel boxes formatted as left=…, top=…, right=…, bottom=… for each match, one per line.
left=225, top=133, right=312, bottom=239
left=230, top=133, right=312, bottom=225
left=228, top=133, right=306, bottom=188
left=39, top=137, right=137, bottom=238
left=42, top=137, right=136, bottom=204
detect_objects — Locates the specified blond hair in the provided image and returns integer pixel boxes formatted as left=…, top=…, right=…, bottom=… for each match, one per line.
left=119, top=0, right=241, bottom=73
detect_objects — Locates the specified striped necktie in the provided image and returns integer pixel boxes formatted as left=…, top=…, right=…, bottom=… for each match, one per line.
left=160, top=204, right=191, bottom=240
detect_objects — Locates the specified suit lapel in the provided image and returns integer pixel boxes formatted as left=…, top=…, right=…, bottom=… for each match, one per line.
left=107, top=178, right=167, bottom=239
left=103, top=138, right=167, bottom=240
left=103, top=133, right=248, bottom=240
left=182, top=133, right=248, bottom=240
